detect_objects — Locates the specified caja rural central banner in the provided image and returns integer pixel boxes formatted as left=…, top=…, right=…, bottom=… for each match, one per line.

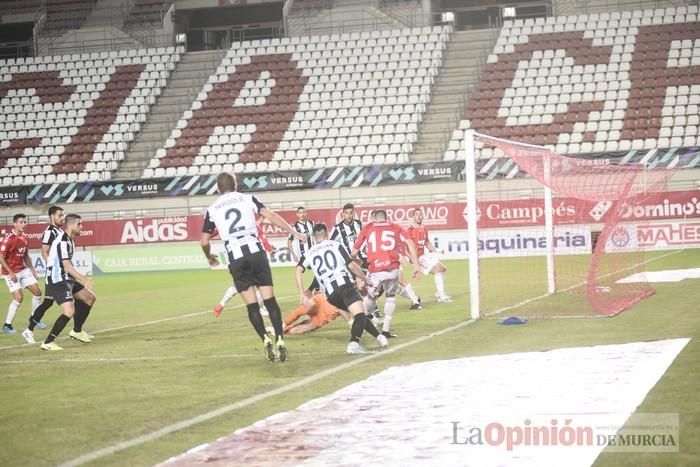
left=2, top=190, right=698, bottom=248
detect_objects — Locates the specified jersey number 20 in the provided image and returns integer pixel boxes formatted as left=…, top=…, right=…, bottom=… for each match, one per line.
left=312, top=250, right=339, bottom=276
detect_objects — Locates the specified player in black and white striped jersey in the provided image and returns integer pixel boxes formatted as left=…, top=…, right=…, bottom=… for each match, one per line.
left=201, top=172, right=306, bottom=363
left=288, top=207, right=314, bottom=263
left=40, top=214, right=96, bottom=350
left=26, top=205, right=65, bottom=333
left=295, top=223, right=387, bottom=355
left=288, top=206, right=320, bottom=292
left=330, top=203, right=367, bottom=268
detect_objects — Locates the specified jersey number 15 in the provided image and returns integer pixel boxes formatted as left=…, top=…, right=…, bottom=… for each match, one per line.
left=367, top=230, right=396, bottom=252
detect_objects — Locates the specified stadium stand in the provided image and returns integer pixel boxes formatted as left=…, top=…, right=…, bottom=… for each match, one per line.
left=0, top=0, right=42, bottom=17
left=124, top=0, right=171, bottom=29
left=141, top=25, right=450, bottom=178
left=443, top=5, right=700, bottom=161
left=0, top=46, right=182, bottom=187
left=286, top=0, right=425, bottom=37
left=44, top=0, right=95, bottom=32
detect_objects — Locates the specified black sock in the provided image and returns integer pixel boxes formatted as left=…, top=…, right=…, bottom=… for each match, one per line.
left=29, top=298, right=54, bottom=331
left=246, top=303, right=267, bottom=340
left=363, top=314, right=380, bottom=338
left=44, top=314, right=71, bottom=344
left=350, top=312, right=367, bottom=343
left=263, top=297, right=284, bottom=340
left=72, top=300, right=92, bottom=333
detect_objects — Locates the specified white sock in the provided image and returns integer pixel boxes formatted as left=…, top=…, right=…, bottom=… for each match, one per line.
left=5, top=300, right=21, bottom=326
left=435, top=272, right=446, bottom=298
left=219, top=286, right=238, bottom=307
left=31, top=295, right=42, bottom=314
left=401, top=284, right=419, bottom=303
left=382, top=297, right=396, bottom=333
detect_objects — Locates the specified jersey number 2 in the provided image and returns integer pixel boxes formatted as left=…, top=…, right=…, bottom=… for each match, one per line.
left=225, top=208, right=245, bottom=234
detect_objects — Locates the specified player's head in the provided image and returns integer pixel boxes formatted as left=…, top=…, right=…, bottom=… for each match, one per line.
left=63, top=214, right=82, bottom=236
left=372, top=210, right=387, bottom=221
left=341, top=203, right=355, bottom=223
left=413, top=208, right=424, bottom=225
left=216, top=171, right=237, bottom=194
left=296, top=206, right=307, bottom=222
left=13, top=214, right=27, bottom=233
left=312, top=223, right=328, bottom=242
left=48, top=205, right=64, bottom=227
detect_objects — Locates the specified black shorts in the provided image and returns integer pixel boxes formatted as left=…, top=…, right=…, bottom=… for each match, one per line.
left=73, top=281, right=85, bottom=294
left=327, top=283, right=362, bottom=312
left=228, top=250, right=273, bottom=292
left=307, top=276, right=320, bottom=293
left=45, top=281, right=75, bottom=305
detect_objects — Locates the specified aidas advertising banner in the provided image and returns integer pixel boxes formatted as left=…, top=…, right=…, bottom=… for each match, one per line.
left=2, top=190, right=698, bottom=248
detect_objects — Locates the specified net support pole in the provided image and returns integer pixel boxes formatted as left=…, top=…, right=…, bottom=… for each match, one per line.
left=543, top=153, right=556, bottom=294
left=464, top=130, right=480, bottom=320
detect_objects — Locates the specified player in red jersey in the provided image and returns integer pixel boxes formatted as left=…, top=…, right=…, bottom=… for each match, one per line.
left=0, top=214, right=42, bottom=339
left=212, top=216, right=276, bottom=317
left=352, top=209, right=419, bottom=339
left=403, top=208, right=452, bottom=302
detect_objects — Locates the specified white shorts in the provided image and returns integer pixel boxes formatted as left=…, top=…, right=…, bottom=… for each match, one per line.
left=418, top=252, right=441, bottom=275
left=367, top=269, right=400, bottom=298
left=4, top=267, right=38, bottom=293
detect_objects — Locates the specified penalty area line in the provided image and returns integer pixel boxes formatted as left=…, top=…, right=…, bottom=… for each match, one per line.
left=58, top=318, right=477, bottom=467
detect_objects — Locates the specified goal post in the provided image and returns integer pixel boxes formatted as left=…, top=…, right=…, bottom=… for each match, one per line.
left=462, top=131, right=675, bottom=320
left=463, top=130, right=480, bottom=320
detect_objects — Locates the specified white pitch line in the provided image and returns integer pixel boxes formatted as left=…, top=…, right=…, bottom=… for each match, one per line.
left=0, top=352, right=318, bottom=365
left=58, top=318, right=478, bottom=467
left=0, top=294, right=297, bottom=352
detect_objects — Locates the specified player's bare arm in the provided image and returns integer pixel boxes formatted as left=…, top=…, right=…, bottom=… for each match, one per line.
left=41, top=243, right=50, bottom=262
left=24, top=249, right=38, bottom=279
left=405, top=239, right=421, bottom=278
left=0, top=255, right=17, bottom=283
left=347, top=261, right=372, bottom=288
left=200, top=232, right=220, bottom=267
left=260, top=207, right=305, bottom=242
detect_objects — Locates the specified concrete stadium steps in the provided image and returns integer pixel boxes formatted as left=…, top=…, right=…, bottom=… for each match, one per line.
left=412, top=29, right=496, bottom=162
left=115, top=49, right=227, bottom=180
left=82, top=0, right=129, bottom=28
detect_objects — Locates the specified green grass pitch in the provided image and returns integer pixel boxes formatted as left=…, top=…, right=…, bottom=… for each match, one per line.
left=0, top=252, right=698, bottom=466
